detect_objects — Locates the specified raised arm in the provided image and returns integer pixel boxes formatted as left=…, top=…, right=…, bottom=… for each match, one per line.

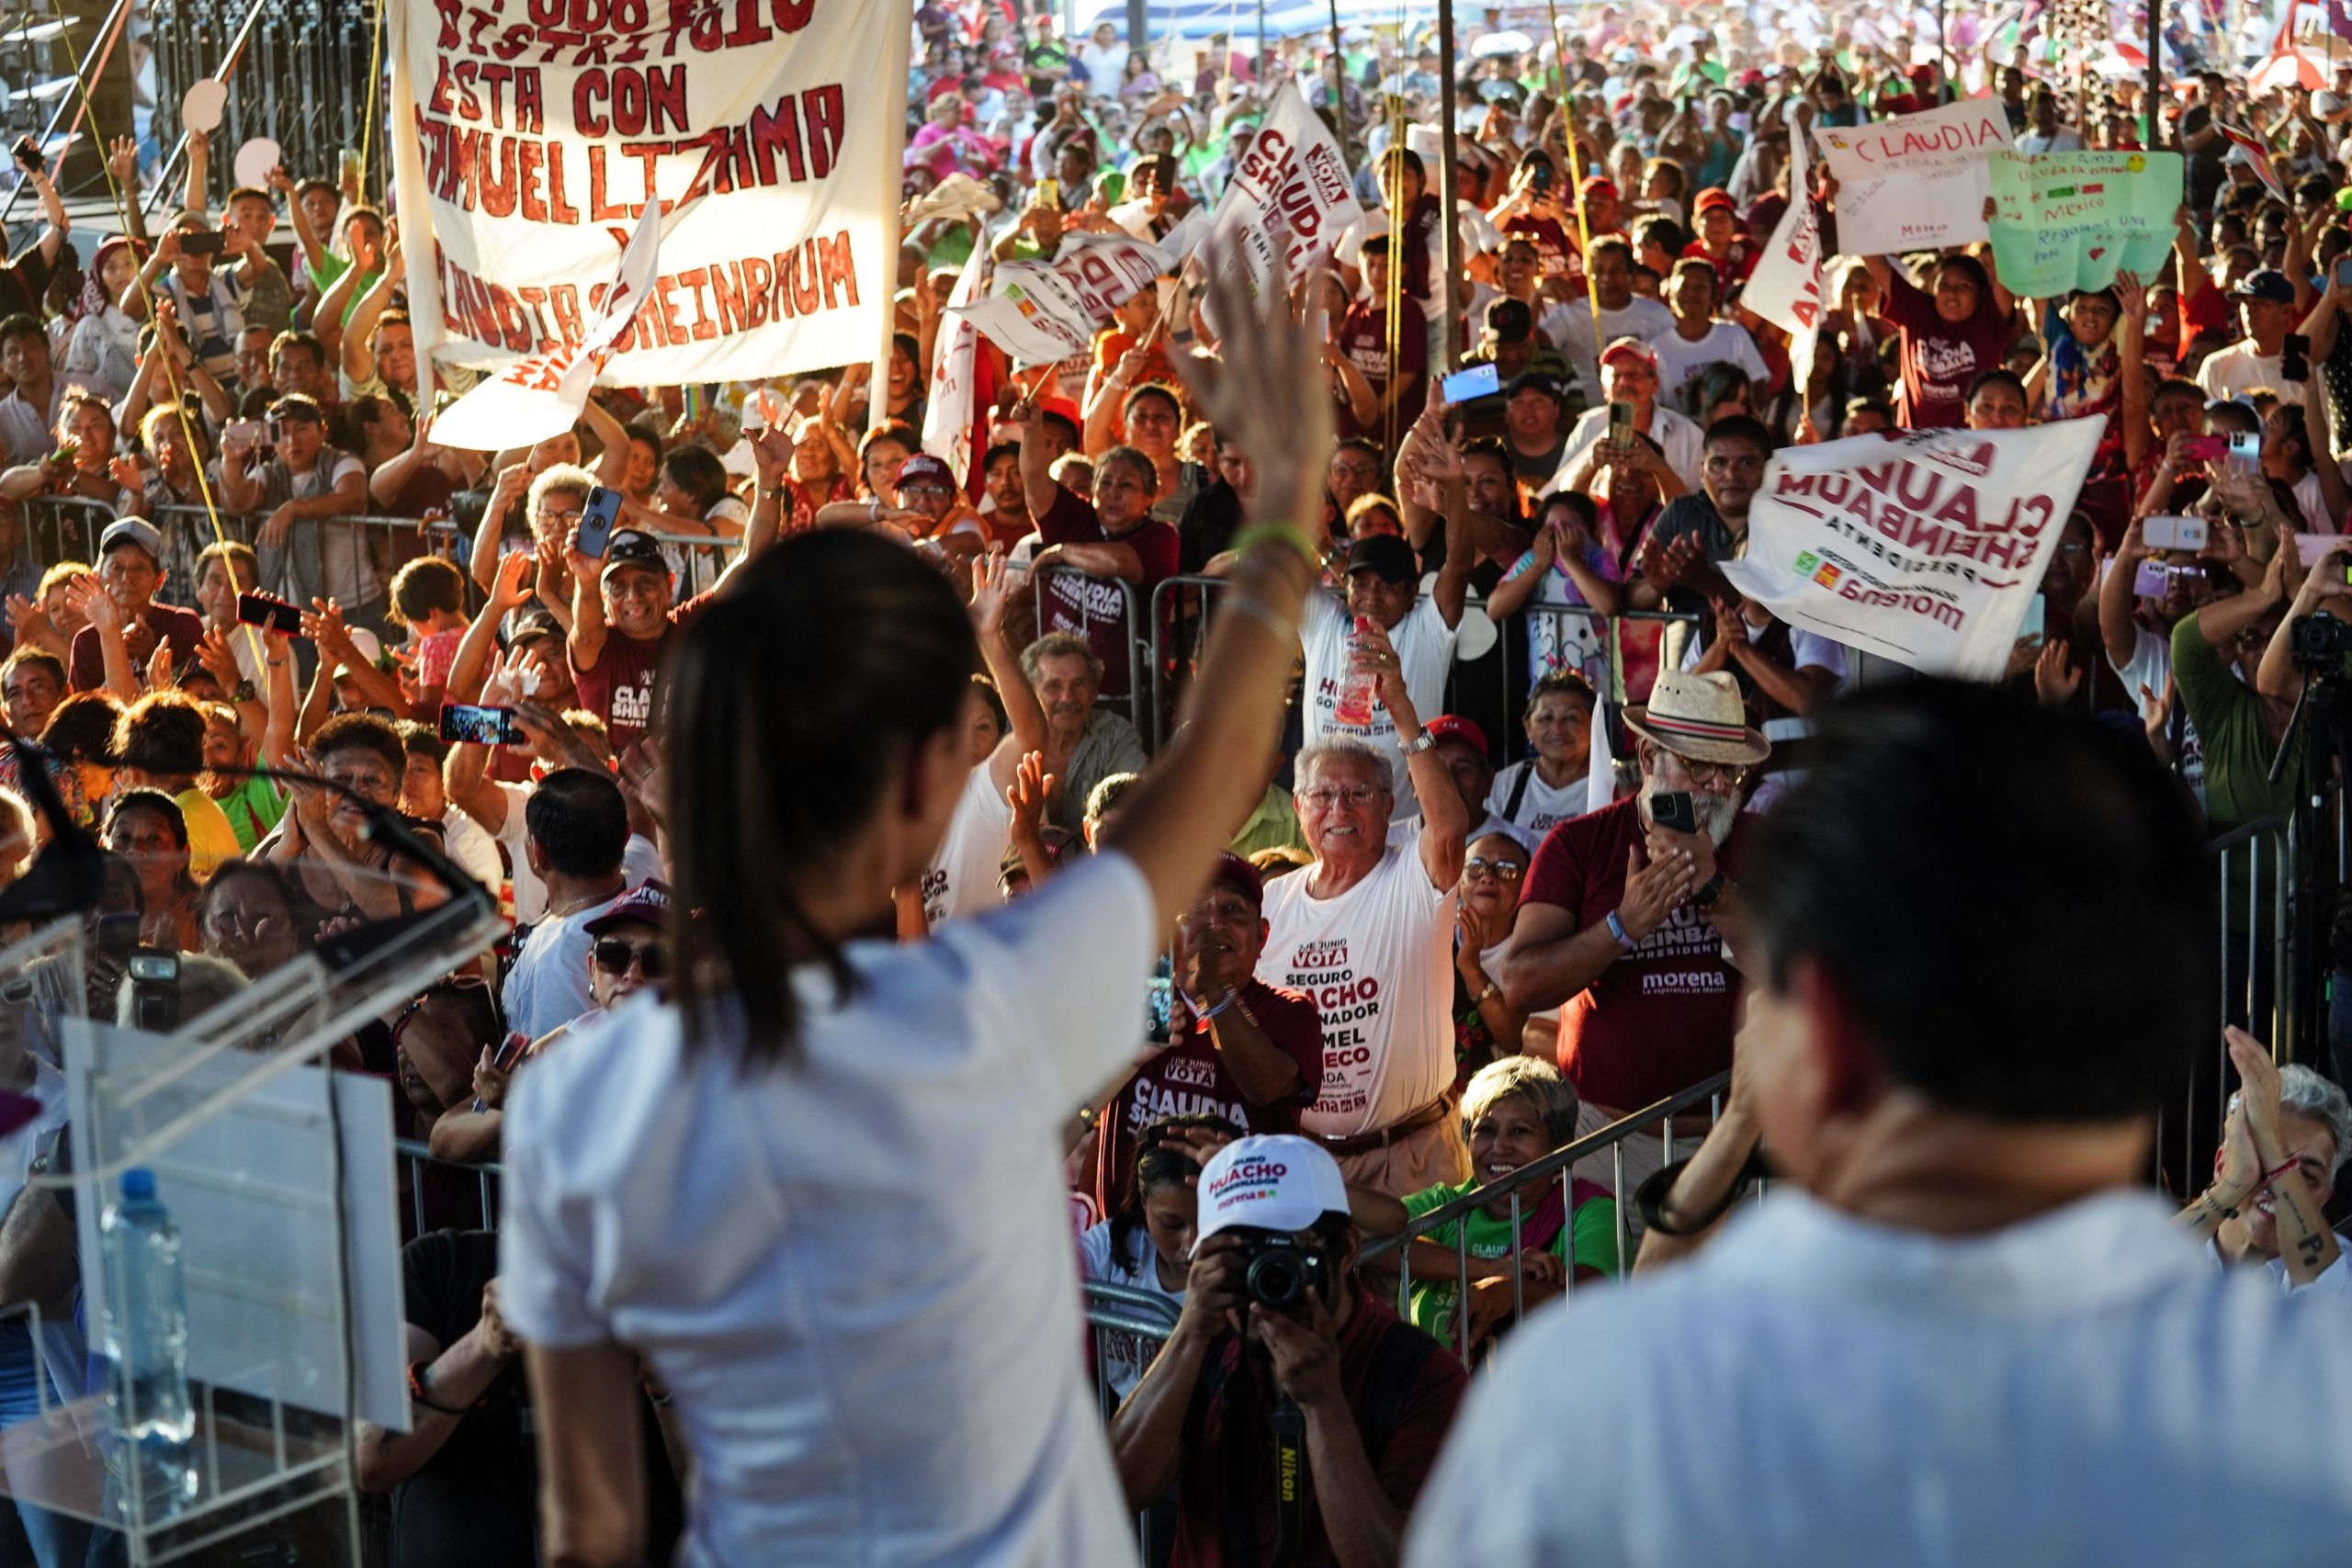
left=340, top=241, right=402, bottom=386
left=270, top=165, right=328, bottom=275
left=1097, top=251, right=1326, bottom=932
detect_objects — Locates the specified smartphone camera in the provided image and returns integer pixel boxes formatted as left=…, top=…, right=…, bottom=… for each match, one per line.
left=1648, top=790, right=1697, bottom=835
left=127, top=949, right=180, bottom=1033
left=236, top=591, right=303, bottom=636
left=576, top=486, right=623, bottom=558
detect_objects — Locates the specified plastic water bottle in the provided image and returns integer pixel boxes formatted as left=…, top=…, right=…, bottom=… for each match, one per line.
left=98, top=1168, right=195, bottom=1522
left=1333, top=615, right=1380, bottom=727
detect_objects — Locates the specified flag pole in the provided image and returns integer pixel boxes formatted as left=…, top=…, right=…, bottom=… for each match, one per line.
left=1436, top=0, right=1461, bottom=373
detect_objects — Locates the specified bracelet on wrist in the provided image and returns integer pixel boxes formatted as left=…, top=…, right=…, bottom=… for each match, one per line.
left=1605, top=909, right=1637, bottom=952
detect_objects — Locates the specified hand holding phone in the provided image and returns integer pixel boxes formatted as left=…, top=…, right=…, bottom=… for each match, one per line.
left=1647, top=790, right=1697, bottom=835
left=11, top=138, right=40, bottom=176
left=2143, top=514, right=2209, bottom=553
left=2284, top=333, right=2311, bottom=385
left=236, top=591, right=304, bottom=636
left=1440, top=363, right=1500, bottom=403
left=574, top=485, right=622, bottom=558
left=438, top=703, right=527, bottom=747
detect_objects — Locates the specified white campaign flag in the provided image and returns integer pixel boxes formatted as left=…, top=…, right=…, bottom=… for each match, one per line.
left=952, top=231, right=1170, bottom=366
left=388, top=0, right=908, bottom=388
left=1743, top=101, right=1826, bottom=398
left=922, top=250, right=991, bottom=482
left=1815, top=98, right=2015, bottom=254
left=1721, top=420, right=2104, bottom=680
left=430, top=204, right=661, bottom=452
left=1198, top=81, right=1363, bottom=301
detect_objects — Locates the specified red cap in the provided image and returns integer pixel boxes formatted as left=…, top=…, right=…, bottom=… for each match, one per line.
left=1579, top=175, right=1618, bottom=198
left=1423, top=715, right=1490, bottom=754
left=1206, top=850, right=1263, bottom=908
left=1694, top=187, right=1736, bottom=216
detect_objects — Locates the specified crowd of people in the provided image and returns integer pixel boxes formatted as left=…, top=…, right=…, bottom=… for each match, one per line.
left=0, top=0, right=2346, bottom=1561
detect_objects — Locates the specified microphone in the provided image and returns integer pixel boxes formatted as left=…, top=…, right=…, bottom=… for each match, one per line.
left=202, top=761, right=501, bottom=970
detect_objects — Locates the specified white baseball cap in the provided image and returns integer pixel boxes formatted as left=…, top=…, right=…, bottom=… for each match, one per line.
left=1194, top=1134, right=1352, bottom=1248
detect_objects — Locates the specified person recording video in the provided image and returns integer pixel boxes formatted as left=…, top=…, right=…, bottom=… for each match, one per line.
left=1107, top=1134, right=1465, bottom=1568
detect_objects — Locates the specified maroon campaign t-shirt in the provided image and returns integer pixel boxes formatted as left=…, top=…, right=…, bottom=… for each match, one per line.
left=1337, top=297, right=1430, bottom=439
left=1518, top=795, right=1752, bottom=1113
left=1035, top=486, right=1178, bottom=700
left=69, top=604, right=206, bottom=693
left=1883, top=267, right=2015, bottom=429
left=1089, top=976, right=1322, bottom=1218
left=570, top=589, right=712, bottom=753
left=1499, top=210, right=1574, bottom=279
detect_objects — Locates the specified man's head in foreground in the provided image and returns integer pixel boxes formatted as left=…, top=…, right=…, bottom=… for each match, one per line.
left=1738, top=679, right=2212, bottom=1212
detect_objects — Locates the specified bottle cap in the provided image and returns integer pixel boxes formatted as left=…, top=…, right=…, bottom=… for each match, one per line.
left=121, top=1168, right=155, bottom=1201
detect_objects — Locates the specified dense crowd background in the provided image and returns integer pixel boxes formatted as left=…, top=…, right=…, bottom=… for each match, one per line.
left=0, top=0, right=2347, bottom=1562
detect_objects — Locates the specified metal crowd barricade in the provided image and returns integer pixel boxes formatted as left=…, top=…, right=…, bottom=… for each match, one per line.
left=1359, top=1071, right=1734, bottom=1367
left=18, top=494, right=112, bottom=572
left=2162, top=816, right=2300, bottom=1200
left=147, top=502, right=257, bottom=611
left=394, top=1137, right=503, bottom=1235
left=1148, top=573, right=1231, bottom=750
left=1032, top=564, right=1149, bottom=735
left=1084, top=1281, right=1183, bottom=1562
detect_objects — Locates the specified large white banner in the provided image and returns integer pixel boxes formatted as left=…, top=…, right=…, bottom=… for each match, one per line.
left=388, top=0, right=908, bottom=388
left=431, top=203, right=661, bottom=451
left=1815, top=99, right=2014, bottom=255
left=952, top=231, right=1170, bottom=367
left=1720, top=420, right=2104, bottom=680
left=1199, top=81, right=1363, bottom=298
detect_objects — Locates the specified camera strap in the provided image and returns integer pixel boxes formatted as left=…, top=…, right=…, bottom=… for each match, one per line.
left=1270, top=1393, right=1306, bottom=1568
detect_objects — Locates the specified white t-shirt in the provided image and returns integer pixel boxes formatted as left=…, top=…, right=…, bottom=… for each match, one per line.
left=2017, top=126, right=2086, bottom=153
left=1550, top=402, right=1707, bottom=497
left=440, top=805, right=506, bottom=899
left=503, top=891, right=621, bottom=1041
left=1405, top=1189, right=2352, bottom=1567
left=1075, top=1221, right=1184, bottom=1399
left=1299, top=590, right=1464, bottom=813
left=1487, top=760, right=1588, bottom=837
left=2196, top=342, right=2305, bottom=404
left=1679, top=616, right=1851, bottom=684
left=1650, top=321, right=1770, bottom=402
left=1544, top=296, right=1677, bottom=405
left=1256, top=837, right=1457, bottom=1138
left=2291, top=468, right=2335, bottom=537
left=492, top=780, right=662, bottom=926
left=500, top=853, right=1158, bottom=1568
left=922, top=759, right=1012, bottom=926
left=2110, top=621, right=2206, bottom=809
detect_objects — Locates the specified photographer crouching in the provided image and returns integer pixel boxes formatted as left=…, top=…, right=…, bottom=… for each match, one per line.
left=1108, top=1134, right=1465, bottom=1568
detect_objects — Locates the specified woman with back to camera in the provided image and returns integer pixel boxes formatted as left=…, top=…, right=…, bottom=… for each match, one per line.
left=497, top=254, right=1329, bottom=1567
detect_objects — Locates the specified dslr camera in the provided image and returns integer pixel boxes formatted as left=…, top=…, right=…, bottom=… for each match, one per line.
left=2290, top=610, right=2352, bottom=672
left=1234, top=1230, right=1331, bottom=1314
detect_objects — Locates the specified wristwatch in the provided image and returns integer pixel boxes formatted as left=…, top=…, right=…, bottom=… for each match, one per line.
left=1692, top=872, right=1728, bottom=910
left=1399, top=729, right=1435, bottom=755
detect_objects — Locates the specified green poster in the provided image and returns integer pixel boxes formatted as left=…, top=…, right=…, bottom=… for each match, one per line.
left=1985, top=150, right=2184, bottom=299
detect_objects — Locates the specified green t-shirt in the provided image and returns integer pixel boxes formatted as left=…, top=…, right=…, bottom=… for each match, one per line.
left=210, top=772, right=287, bottom=854
left=1397, top=1180, right=1620, bottom=1345
left=2172, top=613, right=2298, bottom=836
left=306, top=254, right=383, bottom=326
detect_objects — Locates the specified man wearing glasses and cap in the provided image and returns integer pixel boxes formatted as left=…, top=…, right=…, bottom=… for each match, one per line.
left=66, top=518, right=206, bottom=693
left=1497, top=670, right=1767, bottom=1190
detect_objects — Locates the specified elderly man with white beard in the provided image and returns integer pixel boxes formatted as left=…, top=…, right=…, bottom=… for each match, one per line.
left=1497, top=671, right=1769, bottom=1195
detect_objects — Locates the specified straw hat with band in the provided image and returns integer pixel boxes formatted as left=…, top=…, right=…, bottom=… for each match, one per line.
left=1621, top=671, right=1771, bottom=768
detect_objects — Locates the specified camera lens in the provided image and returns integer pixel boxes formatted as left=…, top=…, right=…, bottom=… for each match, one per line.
left=1246, top=1249, right=1307, bottom=1312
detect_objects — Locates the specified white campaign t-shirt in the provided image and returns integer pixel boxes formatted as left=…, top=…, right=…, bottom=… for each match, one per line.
left=1405, top=1189, right=2352, bottom=1568
left=922, top=759, right=1013, bottom=926
left=1256, top=837, right=1457, bottom=1138
left=1544, top=296, right=1676, bottom=402
left=1487, top=760, right=1588, bottom=837
left=1650, top=321, right=1770, bottom=402
left=1300, top=590, right=1464, bottom=813
left=501, top=854, right=1158, bottom=1568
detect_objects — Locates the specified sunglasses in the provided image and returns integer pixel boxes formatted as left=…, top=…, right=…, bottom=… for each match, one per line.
left=593, top=938, right=667, bottom=979
left=1463, top=856, right=1525, bottom=882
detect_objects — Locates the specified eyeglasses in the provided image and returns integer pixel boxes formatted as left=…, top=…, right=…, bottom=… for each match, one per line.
left=536, top=504, right=583, bottom=523
left=1300, top=784, right=1386, bottom=809
left=593, top=938, right=667, bottom=979
left=1463, top=856, right=1524, bottom=882
left=1667, top=757, right=1748, bottom=787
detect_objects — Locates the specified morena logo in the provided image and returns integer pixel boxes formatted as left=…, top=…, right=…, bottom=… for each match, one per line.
left=1207, top=1158, right=1289, bottom=1201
